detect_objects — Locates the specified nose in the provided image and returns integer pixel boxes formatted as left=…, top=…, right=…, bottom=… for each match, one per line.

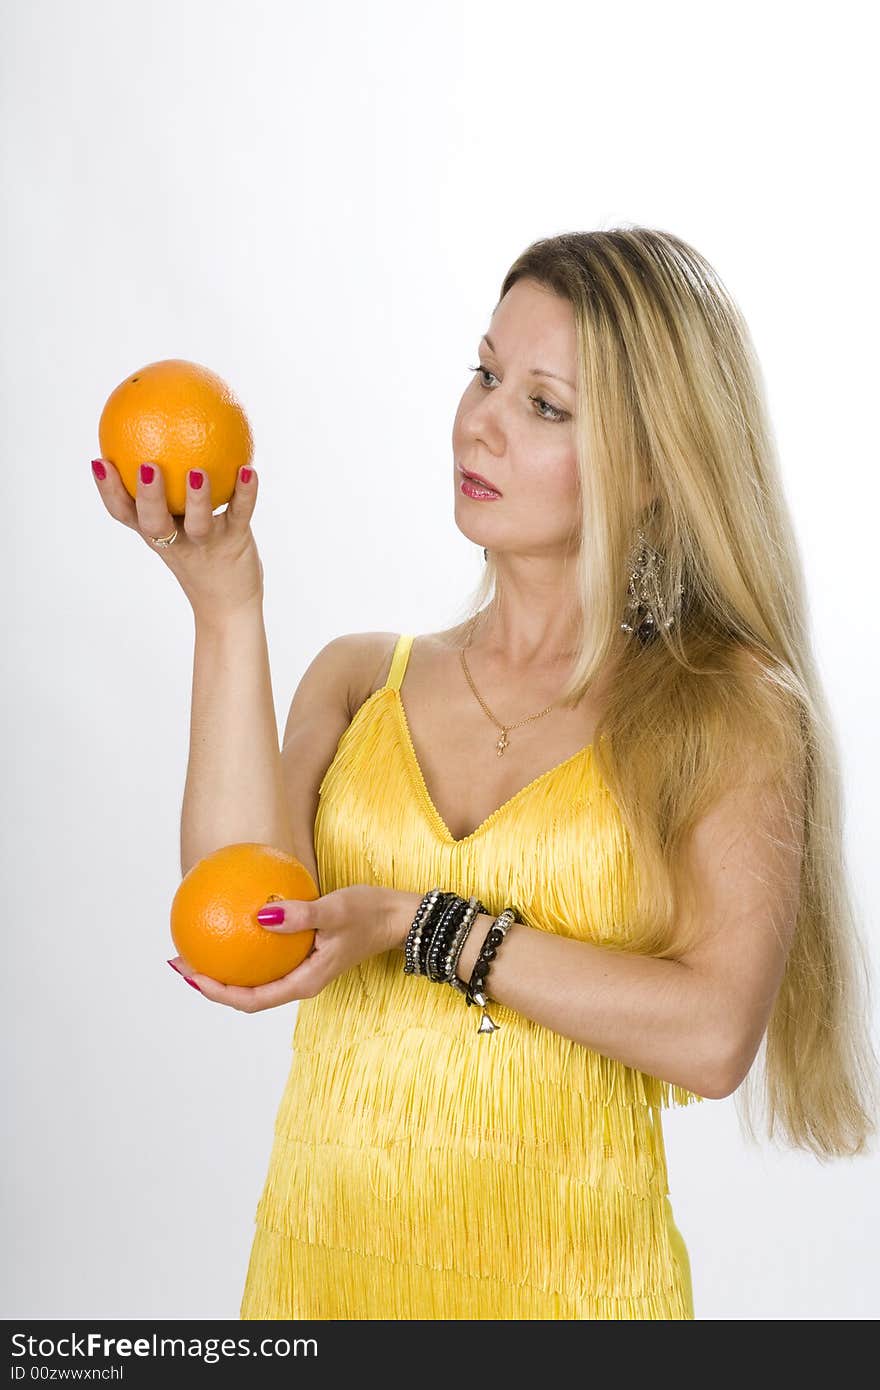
left=461, top=389, right=505, bottom=443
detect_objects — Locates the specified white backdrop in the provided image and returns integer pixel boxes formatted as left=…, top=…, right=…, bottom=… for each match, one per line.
left=3, top=0, right=878, bottom=1321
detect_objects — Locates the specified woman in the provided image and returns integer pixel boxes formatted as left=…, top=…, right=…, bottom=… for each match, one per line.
left=94, top=227, right=878, bottom=1319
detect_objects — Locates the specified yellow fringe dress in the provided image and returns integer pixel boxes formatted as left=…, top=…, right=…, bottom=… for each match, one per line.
left=240, top=633, right=704, bottom=1320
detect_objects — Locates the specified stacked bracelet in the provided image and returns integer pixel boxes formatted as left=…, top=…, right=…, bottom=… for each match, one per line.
left=403, top=890, right=518, bottom=1034
left=426, top=893, right=472, bottom=982
left=402, top=888, right=445, bottom=977
left=404, top=889, right=481, bottom=980
left=462, top=907, right=516, bottom=1033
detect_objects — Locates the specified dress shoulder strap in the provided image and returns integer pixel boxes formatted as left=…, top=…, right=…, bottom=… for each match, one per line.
left=384, top=634, right=414, bottom=691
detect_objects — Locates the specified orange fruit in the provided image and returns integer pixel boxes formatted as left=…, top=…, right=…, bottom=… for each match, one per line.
left=170, top=843, right=318, bottom=987
left=98, top=359, right=254, bottom=516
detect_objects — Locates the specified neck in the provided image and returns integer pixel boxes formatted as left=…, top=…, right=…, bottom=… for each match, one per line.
left=463, top=602, right=584, bottom=669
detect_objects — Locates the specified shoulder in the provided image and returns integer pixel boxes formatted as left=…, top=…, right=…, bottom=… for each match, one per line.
left=333, top=631, right=403, bottom=716
left=340, top=627, right=467, bottom=712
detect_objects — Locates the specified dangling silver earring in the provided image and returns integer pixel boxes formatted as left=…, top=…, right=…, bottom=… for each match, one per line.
left=620, top=529, right=682, bottom=640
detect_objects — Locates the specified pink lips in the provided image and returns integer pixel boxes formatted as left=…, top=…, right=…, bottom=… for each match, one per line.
left=459, top=467, right=501, bottom=495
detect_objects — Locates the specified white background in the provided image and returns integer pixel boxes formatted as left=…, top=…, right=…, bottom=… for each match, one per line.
left=2, top=0, right=878, bottom=1321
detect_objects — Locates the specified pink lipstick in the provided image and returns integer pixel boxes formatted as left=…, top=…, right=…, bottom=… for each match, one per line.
left=458, top=466, right=502, bottom=500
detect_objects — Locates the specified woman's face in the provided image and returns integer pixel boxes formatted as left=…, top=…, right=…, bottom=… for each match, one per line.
left=452, top=277, right=580, bottom=556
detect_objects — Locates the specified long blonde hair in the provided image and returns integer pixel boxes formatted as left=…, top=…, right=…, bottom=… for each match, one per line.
left=453, top=227, right=878, bottom=1159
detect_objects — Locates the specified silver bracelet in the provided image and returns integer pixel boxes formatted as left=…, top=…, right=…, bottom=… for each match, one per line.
left=403, top=887, right=443, bottom=976
left=442, top=896, right=482, bottom=987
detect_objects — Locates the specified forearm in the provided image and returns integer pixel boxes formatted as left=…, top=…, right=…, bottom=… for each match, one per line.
left=387, top=890, right=730, bottom=1099
left=180, top=604, right=295, bottom=876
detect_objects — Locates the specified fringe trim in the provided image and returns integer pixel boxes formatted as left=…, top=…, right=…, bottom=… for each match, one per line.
left=239, top=1225, right=693, bottom=1320
left=292, top=959, right=706, bottom=1113
left=283, top=1010, right=699, bottom=1184
left=240, top=1138, right=693, bottom=1314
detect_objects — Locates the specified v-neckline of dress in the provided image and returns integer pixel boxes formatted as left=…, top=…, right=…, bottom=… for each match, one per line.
left=387, top=684, right=597, bottom=847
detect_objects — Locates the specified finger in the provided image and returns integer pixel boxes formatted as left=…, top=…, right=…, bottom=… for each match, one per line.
left=224, top=464, right=258, bottom=533
left=255, top=898, right=315, bottom=933
left=90, top=457, right=140, bottom=530
left=167, top=956, right=238, bottom=1005
left=167, top=956, right=204, bottom=994
left=166, top=952, right=315, bottom=1011
left=227, top=951, right=325, bottom=1011
left=182, top=466, right=214, bottom=543
left=135, top=462, right=180, bottom=546
left=194, top=968, right=314, bottom=1011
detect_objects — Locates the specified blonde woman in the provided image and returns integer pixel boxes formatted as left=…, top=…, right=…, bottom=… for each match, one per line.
left=100, top=227, right=878, bottom=1319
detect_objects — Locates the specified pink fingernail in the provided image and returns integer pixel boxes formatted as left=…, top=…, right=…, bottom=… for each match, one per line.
left=240, top=467, right=252, bottom=484
left=167, top=959, right=182, bottom=975
left=140, top=464, right=154, bottom=485
left=257, top=907, right=285, bottom=925
left=91, top=459, right=106, bottom=480
left=189, top=470, right=203, bottom=489
left=184, top=977, right=202, bottom=993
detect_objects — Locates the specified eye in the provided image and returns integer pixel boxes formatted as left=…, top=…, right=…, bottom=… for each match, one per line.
left=529, top=395, right=568, bottom=423
left=467, top=364, right=496, bottom=389
left=466, top=365, right=569, bottom=423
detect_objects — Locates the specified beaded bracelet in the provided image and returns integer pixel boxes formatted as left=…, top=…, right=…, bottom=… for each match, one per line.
left=427, top=895, right=482, bottom=983
left=404, top=889, right=472, bottom=978
left=404, top=891, right=477, bottom=981
left=443, top=897, right=483, bottom=985
left=403, top=888, right=448, bottom=976
left=425, top=894, right=471, bottom=981
left=402, top=891, right=518, bottom=1034
left=462, top=907, right=516, bottom=1033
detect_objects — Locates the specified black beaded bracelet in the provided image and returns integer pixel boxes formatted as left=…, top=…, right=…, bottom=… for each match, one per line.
left=443, top=897, right=483, bottom=985
left=403, top=888, right=444, bottom=976
left=464, top=907, right=516, bottom=1033
left=426, top=894, right=473, bottom=981
left=428, top=895, right=483, bottom=983
left=404, top=889, right=462, bottom=976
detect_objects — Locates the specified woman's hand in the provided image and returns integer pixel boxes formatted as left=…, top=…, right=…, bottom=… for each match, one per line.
left=167, top=885, right=399, bottom=1013
left=91, top=455, right=264, bottom=625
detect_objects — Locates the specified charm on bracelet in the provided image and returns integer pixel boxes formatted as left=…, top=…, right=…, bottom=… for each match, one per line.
left=465, top=907, right=517, bottom=1034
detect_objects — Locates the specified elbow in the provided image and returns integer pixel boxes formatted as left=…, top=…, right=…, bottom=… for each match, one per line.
left=701, top=1029, right=754, bottom=1101
left=700, top=1069, right=739, bottom=1103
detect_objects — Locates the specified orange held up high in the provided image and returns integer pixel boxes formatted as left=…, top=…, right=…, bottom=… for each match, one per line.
left=98, top=359, right=254, bottom=517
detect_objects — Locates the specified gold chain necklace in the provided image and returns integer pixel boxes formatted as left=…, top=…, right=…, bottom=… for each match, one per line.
left=459, top=613, right=559, bottom=757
